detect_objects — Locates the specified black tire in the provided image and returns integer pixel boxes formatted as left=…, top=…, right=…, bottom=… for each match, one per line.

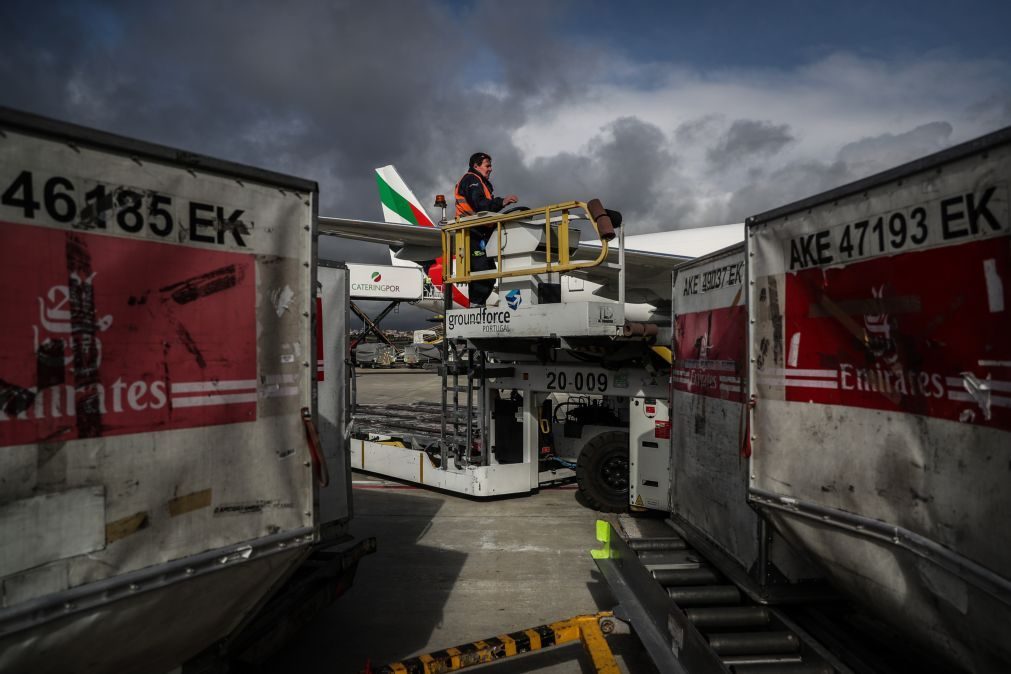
left=576, top=431, right=630, bottom=512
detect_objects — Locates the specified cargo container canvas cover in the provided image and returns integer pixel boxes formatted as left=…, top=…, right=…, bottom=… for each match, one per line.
left=669, top=246, right=754, bottom=562
left=747, top=128, right=1011, bottom=669
left=0, top=109, right=333, bottom=672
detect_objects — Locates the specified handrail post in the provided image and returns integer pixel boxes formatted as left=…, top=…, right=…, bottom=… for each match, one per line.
left=559, top=209, right=570, bottom=266
left=497, top=221, right=503, bottom=274
left=618, top=222, right=625, bottom=306
left=544, top=206, right=552, bottom=269
left=440, top=279, right=451, bottom=470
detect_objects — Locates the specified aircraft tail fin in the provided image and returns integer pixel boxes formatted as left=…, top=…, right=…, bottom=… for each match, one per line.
left=373, top=166, right=468, bottom=308
left=375, top=165, right=436, bottom=228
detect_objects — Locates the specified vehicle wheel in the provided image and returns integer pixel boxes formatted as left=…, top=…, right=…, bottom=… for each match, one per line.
left=576, top=431, right=630, bottom=513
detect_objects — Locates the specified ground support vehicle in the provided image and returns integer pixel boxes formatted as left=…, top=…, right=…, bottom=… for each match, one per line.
left=346, top=201, right=672, bottom=509
left=347, top=261, right=425, bottom=362
left=403, top=330, right=442, bottom=368
left=0, top=108, right=369, bottom=673
left=627, top=125, right=1011, bottom=672
left=354, top=342, right=397, bottom=368
left=402, top=342, right=441, bottom=368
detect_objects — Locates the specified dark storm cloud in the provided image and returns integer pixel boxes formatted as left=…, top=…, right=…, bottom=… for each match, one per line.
left=706, top=119, right=795, bottom=169
left=723, top=121, right=957, bottom=222
left=3, top=2, right=467, bottom=216
left=966, top=93, right=1011, bottom=131
left=0, top=0, right=588, bottom=328
left=4, top=2, right=1009, bottom=323
left=465, top=2, right=602, bottom=102
left=515, top=116, right=685, bottom=233
left=724, top=160, right=850, bottom=221
left=0, top=1, right=592, bottom=219
left=674, top=115, right=723, bottom=146
left=836, top=121, right=952, bottom=174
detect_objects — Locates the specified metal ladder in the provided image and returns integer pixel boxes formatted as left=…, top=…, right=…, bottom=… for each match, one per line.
left=439, top=337, right=485, bottom=469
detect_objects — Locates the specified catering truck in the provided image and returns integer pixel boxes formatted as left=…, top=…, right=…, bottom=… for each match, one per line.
left=0, top=108, right=368, bottom=673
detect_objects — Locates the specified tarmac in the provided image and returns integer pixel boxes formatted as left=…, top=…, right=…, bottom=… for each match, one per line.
left=268, top=369, right=656, bottom=674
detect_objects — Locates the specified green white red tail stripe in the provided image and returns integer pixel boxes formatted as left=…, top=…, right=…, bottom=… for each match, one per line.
left=375, top=165, right=436, bottom=228
left=374, top=165, right=470, bottom=308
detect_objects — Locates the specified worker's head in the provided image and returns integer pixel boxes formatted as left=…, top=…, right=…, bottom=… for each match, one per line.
left=469, top=152, right=492, bottom=178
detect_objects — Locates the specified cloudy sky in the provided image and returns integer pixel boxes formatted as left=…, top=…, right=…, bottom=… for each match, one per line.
left=4, top=0, right=1011, bottom=326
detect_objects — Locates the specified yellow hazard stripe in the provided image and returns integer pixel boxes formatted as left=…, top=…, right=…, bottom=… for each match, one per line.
left=578, top=618, right=621, bottom=673
left=651, top=345, right=673, bottom=363
left=374, top=612, right=616, bottom=673
left=497, top=633, right=517, bottom=656
left=549, top=619, right=581, bottom=643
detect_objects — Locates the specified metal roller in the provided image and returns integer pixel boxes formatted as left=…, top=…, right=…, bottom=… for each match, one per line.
left=684, top=606, right=770, bottom=628
left=731, top=662, right=834, bottom=674
left=627, top=538, right=687, bottom=552
left=708, top=630, right=800, bottom=656
left=652, top=567, right=720, bottom=587
left=667, top=585, right=740, bottom=606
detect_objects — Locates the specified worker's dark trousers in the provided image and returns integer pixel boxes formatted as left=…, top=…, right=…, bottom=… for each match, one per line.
left=469, top=250, right=495, bottom=305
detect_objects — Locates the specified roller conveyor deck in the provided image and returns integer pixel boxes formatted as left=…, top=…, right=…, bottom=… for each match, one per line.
left=352, top=402, right=481, bottom=445
left=595, top=521, right=952, bottom=674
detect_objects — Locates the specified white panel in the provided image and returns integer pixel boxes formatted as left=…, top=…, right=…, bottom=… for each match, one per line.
left=2, top=561, right=68, bottom=607
left=347, top=262, right=424, bottom=300
left=351, top=439, right=538, bottom=496
left=447, top=302, right=623, bottom=338
left=0, top=446, right=37, bottom=502
left=629, top=397, right=669, bottom=510
left=0, top=487, right=105, bottom=577
left=492, top=363, right=666, bottom=398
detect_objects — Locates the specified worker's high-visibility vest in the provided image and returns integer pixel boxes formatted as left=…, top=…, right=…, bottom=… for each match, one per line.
left=454, top=171, right=492, bottom=217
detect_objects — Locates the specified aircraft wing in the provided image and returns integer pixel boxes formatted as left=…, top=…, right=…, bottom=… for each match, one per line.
left=565, top=242, right=691, bottom=304
left=570, top=245, right=692, bottom=278
left=318, top=216, right=443, bottom=260
left=570, top=223, right=744, bottom=303
left=318, top=216, right=439, bottom=246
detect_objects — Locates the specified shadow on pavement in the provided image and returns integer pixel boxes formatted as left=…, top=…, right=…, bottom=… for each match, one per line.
left=265, top=487, right=467, bottom=674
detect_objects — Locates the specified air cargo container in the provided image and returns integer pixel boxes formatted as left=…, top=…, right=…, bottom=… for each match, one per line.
left=0, top=108, right=365, bottom=674
left=745, top=126, right=1011, bottom=670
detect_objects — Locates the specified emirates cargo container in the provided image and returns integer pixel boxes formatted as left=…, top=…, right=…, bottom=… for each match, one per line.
left=746, top=126, right=1011, bottom=670
left=0, top=108, right=365, bottom=673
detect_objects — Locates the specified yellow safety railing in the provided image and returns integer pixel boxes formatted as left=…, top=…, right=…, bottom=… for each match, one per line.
left=440, top=200, right=613, bottom=285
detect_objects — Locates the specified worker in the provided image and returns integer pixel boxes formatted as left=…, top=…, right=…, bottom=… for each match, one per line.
left=454, top=152, right=518, bottom=305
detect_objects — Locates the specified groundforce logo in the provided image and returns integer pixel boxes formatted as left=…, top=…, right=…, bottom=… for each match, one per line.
left=447, top=307, right=512, bottom=330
